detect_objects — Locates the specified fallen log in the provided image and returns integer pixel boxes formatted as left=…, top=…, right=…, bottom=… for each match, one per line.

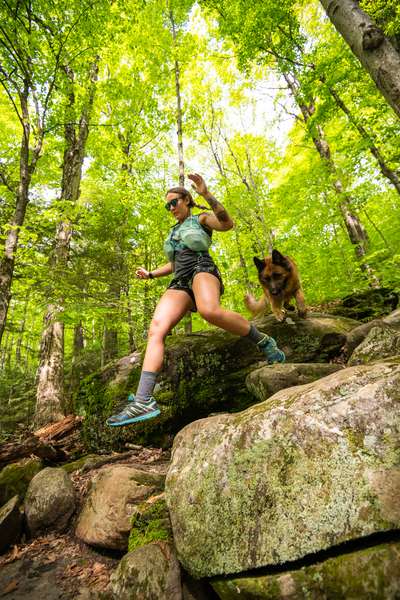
left=0, top=435, right=70, bottom=469
left=34, top=414, right=84, bottom=442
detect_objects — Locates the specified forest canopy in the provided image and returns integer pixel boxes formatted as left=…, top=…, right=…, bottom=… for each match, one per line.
left=1, top=0, right=399, bottom=433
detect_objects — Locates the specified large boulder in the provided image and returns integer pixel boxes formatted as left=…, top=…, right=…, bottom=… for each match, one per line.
left=211, top=541, right=400, bottom=599
left=346, top=319, right=395, bottom=359
left=0, top=459, right=45, bottom=505
left=166, top=363, right=400, bottom=578
left=75, top=314, right=359, bottom=453
left=0, top=495, right=21, bottom=553
left=246, top=363, right=343, bottom=402
left=348, top=326, right=400, bottom=366
left=110, top=543, right=182, bottom=600
left=383, top=307, right=400, bottom=329
left=24, top=467, right=76, bottom=538
left=75, top=466, right=165, bottom=550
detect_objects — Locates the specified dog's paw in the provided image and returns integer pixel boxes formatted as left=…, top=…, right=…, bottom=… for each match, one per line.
left=298, top=311, right=307, bottom=319
left=275, top=312, right=286, bottom=323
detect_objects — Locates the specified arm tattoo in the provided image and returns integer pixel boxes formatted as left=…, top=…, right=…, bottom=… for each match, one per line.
left=216, top=208, right=229, bottom=222
left=206, top=194, right=230, bottom=223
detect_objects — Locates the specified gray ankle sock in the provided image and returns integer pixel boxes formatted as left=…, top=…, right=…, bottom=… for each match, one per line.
left=243, top=323, right=265, bottom=344
left=135, top=371, right=158, bottom=400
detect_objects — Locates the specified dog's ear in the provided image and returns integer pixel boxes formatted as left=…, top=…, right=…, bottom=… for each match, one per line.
left=272, top=249, right=289, bottom=268
left=253, top=257, right=265, bottom=273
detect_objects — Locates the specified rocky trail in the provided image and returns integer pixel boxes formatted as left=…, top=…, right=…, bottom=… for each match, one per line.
left=1, top=288, right=400, bottom=599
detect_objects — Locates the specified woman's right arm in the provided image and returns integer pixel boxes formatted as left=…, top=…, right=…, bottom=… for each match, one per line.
left=136, top=263, right=173, bottom=280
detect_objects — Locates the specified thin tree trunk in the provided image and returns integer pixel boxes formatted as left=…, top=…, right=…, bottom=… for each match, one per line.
left=34, top=59, right=98, bottom=429
left=362, top=208, right=400, bottom=273
left=69, top=322, right=84, bottom=407
left=24, top=314, right=36, bottom=369
left=169, top=10, right=185, bottom=186
left=327, top=84, right=400, bottom=198
left=0, top=304, right=15, bottom=370
left=0, top=81, right=44, bottom=347
left=15, top=298, right=29, bottom=363
left=284, top=72, right=377, bottom=282
left=170, top=10, right=192, bottom=333
left=319, top=0, right=400, bottom=119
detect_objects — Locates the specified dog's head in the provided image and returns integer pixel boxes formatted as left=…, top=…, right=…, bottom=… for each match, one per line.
left=253, top=250, right=290, bottom=297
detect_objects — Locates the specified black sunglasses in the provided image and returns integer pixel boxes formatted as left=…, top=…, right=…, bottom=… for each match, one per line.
left=165, top=197, right=181, bottom=211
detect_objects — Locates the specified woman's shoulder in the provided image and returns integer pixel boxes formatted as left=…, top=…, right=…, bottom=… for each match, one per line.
left=197, top=212, right=213, bottom=231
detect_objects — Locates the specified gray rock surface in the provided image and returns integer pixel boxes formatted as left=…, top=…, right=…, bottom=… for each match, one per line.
left=110, top=543, right=182, bottom=600
left=166, top=363, right=400, bottom=578
left=348, top=326, right=400, bottom=366
left=246, top=363, right=343, bottom=402
left=75, top=466, right=165, bottom=550
left=346, top=319, right=394, bottom=358
left=383, top=307, right=400, bottom=329
left=24, top=468, right=76, bottom=538
left=211, top=541, right=400, bottom=599
left=0, top=495, right=21, bottom=553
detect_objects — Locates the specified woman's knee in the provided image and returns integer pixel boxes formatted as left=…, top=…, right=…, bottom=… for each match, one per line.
left=197, top=306, right=222, bottom=324
left=148, top=317, right=171, bottom=340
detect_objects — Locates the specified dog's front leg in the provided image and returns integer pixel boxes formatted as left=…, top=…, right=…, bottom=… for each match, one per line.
left=294, top=288, right=307, bottom=318
left=271, top=298, right=286, bottom=322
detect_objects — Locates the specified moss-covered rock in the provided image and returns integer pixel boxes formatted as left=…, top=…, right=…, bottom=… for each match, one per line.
left=166, top=363, right=400, bottom=578
left=0, top=459, right=45, bottom=505
left=331, top=287, right=399, bottom=321
left=74, top=314, right=359, bottom=453
left=110, top=543, right=182, bottom=600
left=129, top=494, right=171, bottom=552
left=211, top=541, right=400, bottom=599
left=348, top=327, right=400, bottom=367
left=246, top=363, right=344, bottom=402
left=24, top=467, right=77, bottom=538
left=75, top=466, right=165, bottom=550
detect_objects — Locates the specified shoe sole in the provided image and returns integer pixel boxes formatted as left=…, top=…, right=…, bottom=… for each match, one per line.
left=268, top=354, right=286, bottom=365
left=107, top=409, right=161, bottom=427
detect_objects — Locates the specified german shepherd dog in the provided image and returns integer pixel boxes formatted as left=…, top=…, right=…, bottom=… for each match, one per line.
left=245, top=249, right=307, bottom=323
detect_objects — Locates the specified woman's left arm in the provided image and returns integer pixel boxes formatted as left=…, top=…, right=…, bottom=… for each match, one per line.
left=188, top=173, right=234, bottom=232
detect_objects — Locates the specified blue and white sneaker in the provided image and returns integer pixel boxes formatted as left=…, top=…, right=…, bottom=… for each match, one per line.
left=106, top=395, right=160, bottom=427
left=257, top=335, right=286, bottom=365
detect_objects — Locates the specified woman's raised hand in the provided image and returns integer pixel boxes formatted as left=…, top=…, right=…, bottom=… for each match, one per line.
left=188, top=173, right=208, bottom=197
left=136, top=267, right=149, bottom=280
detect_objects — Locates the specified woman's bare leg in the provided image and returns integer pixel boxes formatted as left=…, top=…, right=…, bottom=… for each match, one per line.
left=142, top=289, right=194, bottom=373
left=192, top=273, right=251, bottom=335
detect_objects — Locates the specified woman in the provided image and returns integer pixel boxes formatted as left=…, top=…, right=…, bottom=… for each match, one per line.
left=107, top=173, right=285, bottom=426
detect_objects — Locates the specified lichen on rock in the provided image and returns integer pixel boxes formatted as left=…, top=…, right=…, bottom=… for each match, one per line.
left=166, top=363, right=400, bottom=578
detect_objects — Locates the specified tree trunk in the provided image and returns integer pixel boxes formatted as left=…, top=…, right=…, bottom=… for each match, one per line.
left=0, top=304, right=15, bottom=370
left=0, top=83, right=44, bottom=347
left=318, top=0, right=400, bottom=119
left=34, top=60, right=98, bottom=428
left=69, top=322, right=85, bottom=405
left=284, top=72, right=377, bottom=281
left=327, top=84, right=400, bottom=197
left=34, top=305, right=67, bottom=428
left=15, top=298, right=29, bottom=363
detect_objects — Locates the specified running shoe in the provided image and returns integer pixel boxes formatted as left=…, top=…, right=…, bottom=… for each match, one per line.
left=106, top=395, right=160, bottom=426
left=257, top=335, right=286, bottom=365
